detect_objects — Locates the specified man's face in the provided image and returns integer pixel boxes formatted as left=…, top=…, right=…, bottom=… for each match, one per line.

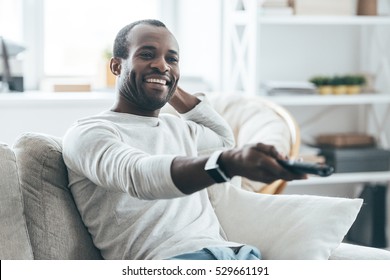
left=117, top=24, right=180, bottom=113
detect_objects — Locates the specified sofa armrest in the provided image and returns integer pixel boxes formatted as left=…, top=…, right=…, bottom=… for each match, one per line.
left=208, top=183, right=363, bottom=259
left=0, top=143, right=34, bottom=259
left=13, top=133, right=102, bottom=260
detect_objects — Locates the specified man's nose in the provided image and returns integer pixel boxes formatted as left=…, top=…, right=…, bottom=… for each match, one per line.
left=151, top=57, right=169, bottom=72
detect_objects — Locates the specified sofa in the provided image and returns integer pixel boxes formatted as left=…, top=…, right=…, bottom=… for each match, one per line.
left=1, top=94, right=390, bottom=260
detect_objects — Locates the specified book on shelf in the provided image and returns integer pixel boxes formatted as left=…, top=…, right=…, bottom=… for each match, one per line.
left=315, top=133, right=376, bottom=148
left=40, top=78, right=92, bottom=92
left=261, top=80, right=316, bottom=96
left=294, top=0, right=356, bottom=16
left=259, top=0, right=294, bottom=15
left=260, top=0, right=291, bottom=8
left=260, top=7, right=294, bottom=15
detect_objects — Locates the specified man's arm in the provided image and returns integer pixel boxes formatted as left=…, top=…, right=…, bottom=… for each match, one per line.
left=168, top=86, right=235, bottom=153
left=171, top=143, right=307, bottom=195
left=168, top=87, right=306, bottom=194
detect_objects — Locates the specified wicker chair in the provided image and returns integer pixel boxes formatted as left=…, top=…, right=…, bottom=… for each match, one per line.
left=208, top=93, right=300, bottom=194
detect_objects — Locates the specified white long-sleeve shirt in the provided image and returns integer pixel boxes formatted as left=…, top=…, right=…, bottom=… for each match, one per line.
left=62, top=97, right=240, bottom=259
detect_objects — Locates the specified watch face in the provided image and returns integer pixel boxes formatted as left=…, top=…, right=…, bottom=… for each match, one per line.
left=205, top=151, right=230, bottom=183
left=206, top=167, right=228, bottom=183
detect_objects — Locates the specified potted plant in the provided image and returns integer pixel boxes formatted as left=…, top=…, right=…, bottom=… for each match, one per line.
left=309, top=76, right=332, bottom=95
left=345, top=74, right=366, bottom=95
left=331, top=75, right=347, bottom=95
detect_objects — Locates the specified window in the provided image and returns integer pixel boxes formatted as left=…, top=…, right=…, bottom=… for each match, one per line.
left=43, top=0, right=161, bottom=88
left=3, top=0, right=220, bottom=92
left=0, top=0, right=23, bottom=42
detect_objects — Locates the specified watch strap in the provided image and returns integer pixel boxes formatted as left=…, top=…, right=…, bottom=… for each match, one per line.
left=204, top=150, right=230, bottom=183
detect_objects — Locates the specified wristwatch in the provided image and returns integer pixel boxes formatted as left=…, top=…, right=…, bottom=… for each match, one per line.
left=204, top=150, right=231, bottom=183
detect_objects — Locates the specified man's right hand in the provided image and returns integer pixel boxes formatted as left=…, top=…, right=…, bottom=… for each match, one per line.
left=219, top=143, right=307, bottom=184
left=171, top=143, right=306, bottom=195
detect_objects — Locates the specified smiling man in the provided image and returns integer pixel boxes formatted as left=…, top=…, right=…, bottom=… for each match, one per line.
left=110, top=20, right=180, bottom=115
left=62, top=19, right=305, bottom=260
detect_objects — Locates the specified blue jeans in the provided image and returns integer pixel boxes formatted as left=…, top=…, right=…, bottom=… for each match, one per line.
left=168, top=245, right=261, bottom=260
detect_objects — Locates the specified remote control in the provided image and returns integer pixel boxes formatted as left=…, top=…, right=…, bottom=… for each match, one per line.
left=277, top=159, right=334, bottom=177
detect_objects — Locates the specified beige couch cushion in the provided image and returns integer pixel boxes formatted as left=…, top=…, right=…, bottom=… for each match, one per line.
left=13, top=133, right=102, bottom=259
left=0, top=143, right=33, bottom=259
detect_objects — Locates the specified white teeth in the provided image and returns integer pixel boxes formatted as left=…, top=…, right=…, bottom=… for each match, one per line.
left=146, top=78, right=167, bottom=85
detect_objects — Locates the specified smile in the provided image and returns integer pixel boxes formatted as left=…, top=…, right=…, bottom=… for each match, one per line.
left=145, top=78, right=167, bottom=85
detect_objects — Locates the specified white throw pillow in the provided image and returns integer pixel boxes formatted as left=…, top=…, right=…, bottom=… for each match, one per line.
left=208, top=184, right=363, bottom=259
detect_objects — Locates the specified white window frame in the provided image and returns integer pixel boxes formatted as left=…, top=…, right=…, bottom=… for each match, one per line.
left=21, top=0, right=177, bottom=91
left=22, top=0, right=44, bottom=90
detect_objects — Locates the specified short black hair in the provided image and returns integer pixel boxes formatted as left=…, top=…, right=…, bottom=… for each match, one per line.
left=113, top=19, right=166, bottom=59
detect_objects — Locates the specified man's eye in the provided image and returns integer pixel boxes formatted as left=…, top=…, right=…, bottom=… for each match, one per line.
left=167, top=57, right=179, bottom=63
left=140, top=52, right=153, bottom=59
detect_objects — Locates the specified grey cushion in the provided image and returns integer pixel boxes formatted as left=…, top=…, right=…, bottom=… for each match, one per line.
left=13, top=133, right=102, bottom=259
left=0, top=143, right=33, bottom=259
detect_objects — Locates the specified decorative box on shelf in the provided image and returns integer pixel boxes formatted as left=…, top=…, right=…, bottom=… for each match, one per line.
left=315, top=132, right=390, bottom=173
left=319, top=147, right=390, bottom=173
left=294, top=0, right=356, bottom=15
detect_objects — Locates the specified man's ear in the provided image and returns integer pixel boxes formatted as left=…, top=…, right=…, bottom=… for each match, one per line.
left=110, top=57, right=122, bottom=76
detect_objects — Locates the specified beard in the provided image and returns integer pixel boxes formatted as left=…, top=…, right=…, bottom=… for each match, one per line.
left=118, top=69, right=177, bottom=112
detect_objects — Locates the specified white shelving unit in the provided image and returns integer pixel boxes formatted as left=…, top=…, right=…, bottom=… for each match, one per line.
left=289, top=171, right=390, bottom=187
left=269, top=94, right=390, bottom=150
left=222, top=0, right=390, bottom=188
left=267, top=93, right=390, bottom=106
left=258, top=15, right=390, bottom=25
left=222, top=1, right=390, bottom=95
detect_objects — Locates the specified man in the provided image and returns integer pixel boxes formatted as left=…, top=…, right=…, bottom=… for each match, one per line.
left=62, top=19, right=305, bottom=260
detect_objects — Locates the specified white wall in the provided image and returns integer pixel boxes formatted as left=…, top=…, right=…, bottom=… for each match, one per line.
left=173, top=0, right=222, bottom=91
left=0, top=94, right=115, bottom=146
left=258, top=25, right=361, bottom=83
